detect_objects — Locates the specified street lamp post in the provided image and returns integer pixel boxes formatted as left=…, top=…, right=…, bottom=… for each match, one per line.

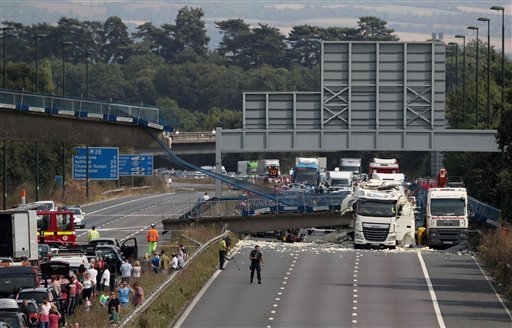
left=467, top=26, right=479, bottom=127
left=62, top=41, right=72, bottom=96
left=478, top=17, right=491, bottom=128
left=455, top=35, right=466, bottom=125
left=2, top=27, right=13, bottom=89
left=85, top=48, right=89, bottom=98
left=34, top=34, right=46, bottom=93
left=448, top=42, right=458, bottom=86
left=491, top=6, right=505, bottom=121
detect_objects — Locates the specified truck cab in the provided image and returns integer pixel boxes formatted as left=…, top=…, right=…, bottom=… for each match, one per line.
left=353, top=186, right=401, bottom=248
left=426, top=188, right=468, bottom=247
left=327, top=170, right=353, bottom=194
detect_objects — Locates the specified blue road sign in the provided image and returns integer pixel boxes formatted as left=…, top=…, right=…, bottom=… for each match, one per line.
left=72, top=147, right=119, bottom=180
left=119, top=154, right=154, bottom=177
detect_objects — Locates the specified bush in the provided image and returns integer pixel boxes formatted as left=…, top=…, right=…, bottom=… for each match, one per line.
left=478, top=227, right=512, bottom=301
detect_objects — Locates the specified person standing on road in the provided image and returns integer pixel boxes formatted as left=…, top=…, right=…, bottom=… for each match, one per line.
left=87, top=226, right=100, bottom=242
left=218, top=238, right=228, bottom=270
left=147, top=224, right=159, bottom=254
left=249, top=245, right=264, bottom=284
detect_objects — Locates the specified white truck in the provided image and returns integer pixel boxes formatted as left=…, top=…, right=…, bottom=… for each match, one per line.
left=327, top=170, right=353, bottom=194
left=257, top=159, right=280, bottom=178
left=237, top=161, right=249, bottom=175
left=340, top=158, right=362, bottom=178
left=426, top=188, right=468, bottom=247
left=352, top=180, right=415, bottom=248
left=0, top=210, right=38, bottom=262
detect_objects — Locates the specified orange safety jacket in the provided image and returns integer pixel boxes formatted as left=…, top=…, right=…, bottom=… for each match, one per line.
left=147, top=228, right=159, bottom=242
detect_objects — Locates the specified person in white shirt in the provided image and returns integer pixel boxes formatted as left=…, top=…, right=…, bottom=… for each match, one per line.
left=88, top=265, right=98, bottom=299
left=100, top=267, right=111, bottom=293
left=170, top=253, right=179, bottom=272
left=199, top=192, right=210, bottom=203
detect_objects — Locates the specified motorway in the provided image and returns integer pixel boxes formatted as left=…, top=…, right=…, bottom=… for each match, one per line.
left=178, top=239, right=512, bottom=328
left=75, top=192, right=202, bottom=257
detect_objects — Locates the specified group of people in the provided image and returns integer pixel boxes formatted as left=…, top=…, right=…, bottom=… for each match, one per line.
left=145, top=244, right=188, bottom=274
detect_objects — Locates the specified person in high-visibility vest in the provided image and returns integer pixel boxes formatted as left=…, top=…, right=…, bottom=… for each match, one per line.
left=87, top=226, right=100, bottom=243
left=218, top=237, right=229, bottom=270
left=147, top=224, right=159, bottom=254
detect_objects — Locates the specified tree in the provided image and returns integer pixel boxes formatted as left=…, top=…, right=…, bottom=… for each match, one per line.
left=101, top=16, right=132, bottom=64
left=240, top=24, right=287, bottom=69
left=287, top=25, right=322, bottom=68
left=173, top=7, right=210, bottom=61
left=357, top=16, right=398, bottom=41
left=215, top=19, right=252, bottom=65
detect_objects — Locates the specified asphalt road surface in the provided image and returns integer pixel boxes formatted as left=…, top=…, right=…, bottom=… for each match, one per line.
left=75, top=192, right=201, bottom=257
left=179, top=240, right=512, bottom=328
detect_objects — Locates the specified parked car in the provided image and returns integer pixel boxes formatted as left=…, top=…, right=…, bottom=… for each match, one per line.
left=15, top=300, right=38, bottom=325
left=17, top=287, right=58, bottom=308
left=63, top=206, right=85, bottom=228
left=49, top=253, right=88, bottom=272
left=0, top=312, right=29, bottom=328
left=0, top=267, right=39, bottom=298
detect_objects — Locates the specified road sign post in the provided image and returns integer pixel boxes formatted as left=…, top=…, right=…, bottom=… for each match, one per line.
left=72, top=147, right=119, bottom=180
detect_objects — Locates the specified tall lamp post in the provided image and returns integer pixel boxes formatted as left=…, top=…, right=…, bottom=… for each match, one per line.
left=2, top=27, right=13, bottom=210
left=455, top=35, right=466, bottom=125
left=448, top=42, right=458, bottom=86
left=491, top=6, right=505, bottom=121
left=478, top=17, right=491, bottom=128
left=62, top=41, right=72, bottom=96
left=2, top=26, right=13, bottom=89
left=467, top=26, right=479, bottom=127
left=34, top=34, right=46, bottom=93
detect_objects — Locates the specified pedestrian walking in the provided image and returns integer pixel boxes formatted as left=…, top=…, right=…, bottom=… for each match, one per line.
left=120, top=259, right=133, bottom=282
left=147, top=224, right=159, bottom=254
left=249, top=245, right=264, bottom=284
left=218, top=238, right=228, bottom=270
left=87, top=226, right=100, bottom=243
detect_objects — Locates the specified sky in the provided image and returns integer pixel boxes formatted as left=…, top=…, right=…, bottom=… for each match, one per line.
left=0, top=0, right=510, bottom=54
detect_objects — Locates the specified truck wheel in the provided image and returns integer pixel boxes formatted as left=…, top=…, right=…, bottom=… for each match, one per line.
left=353, top=244, right=362, bottom=249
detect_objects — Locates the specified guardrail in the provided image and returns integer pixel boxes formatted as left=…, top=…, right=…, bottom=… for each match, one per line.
left=121, top=231, right=227, bottom=326
left=0, top=89, right=171, bottom=131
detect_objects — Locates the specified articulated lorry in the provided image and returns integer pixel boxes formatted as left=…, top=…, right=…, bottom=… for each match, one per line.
left=257, top=159, right=280, bottom=178
left=426, top=188, right=468, bottom=247
left=369, top=158, right=399, bottom=176
left=352, top=177, right=415, bottom=248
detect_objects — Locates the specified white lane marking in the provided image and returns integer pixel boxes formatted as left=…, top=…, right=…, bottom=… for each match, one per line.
left=472, top=256, right=512, bottom=320
left=352, top=319, right=357, bottom=323
left=275, top=298, right=280, bottom=301
left=269, top=318, right=274, bottom=321
left=353, top=307, right=357, bottom=310
left=273, top=304, right=278, bottom=307
left=353, top=300, right=358, bottom=303
left=352, top=313, right=357, bottom=316
left=353, top=284, right=358, bottom=287
left=417, top=252, right=446, bottom=328
left=354, top=294, right=358, bottom=298
left=280, top=287, right=285, bottom=290
left=353, top=289, right=358, bottom=293
left=284, top=277, right=288, bottom=280
left=278, top=292, right=282, bottom=295
left=271, top=310, right=276, bottom=314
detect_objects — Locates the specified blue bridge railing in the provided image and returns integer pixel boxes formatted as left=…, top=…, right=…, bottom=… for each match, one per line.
left=0, top=89, right=172, bottom=131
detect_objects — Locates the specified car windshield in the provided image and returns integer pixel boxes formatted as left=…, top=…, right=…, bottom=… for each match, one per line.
left=70, top=209, right=81, bottom=215
left=18, top=291, right=47, bottom=304
left=430, top=198, right=465, bottom=216
left=357, top=200, right=396, bottom=217
left=341, top=165, right=359, bottom=173
left=0, top=277, right=38, bottom=295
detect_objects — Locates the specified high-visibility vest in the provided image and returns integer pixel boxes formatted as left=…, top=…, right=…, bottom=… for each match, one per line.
left=219, top=239, right=227, bottom=252
left=87, top=229, right=100, bottom=241
left=147, top=228, right=159, bottom=242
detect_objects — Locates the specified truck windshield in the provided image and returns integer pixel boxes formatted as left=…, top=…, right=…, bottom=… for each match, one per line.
left=294, top=169, right=318, bottom=185
left=330, top=179, right=350, bottom=186
left=357, top=200, right=396, bottom=217
left=342, top=166, right=359, bottom=173
left=431, top=198, right=465, bottom=216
